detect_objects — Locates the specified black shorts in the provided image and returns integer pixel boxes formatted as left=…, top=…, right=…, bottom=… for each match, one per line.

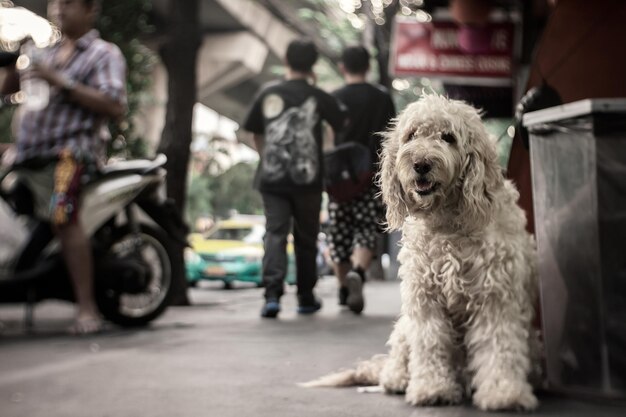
left=327, top=187, right=385, bottom=263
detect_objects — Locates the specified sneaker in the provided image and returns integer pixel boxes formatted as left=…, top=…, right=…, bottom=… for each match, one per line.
left=297, top=297, right=322, bottom=315
left=338, top=286, right=349, bottom=306
left=261, top=299, right=281, bottom=318
left=346, top=270, right=364, bottom=314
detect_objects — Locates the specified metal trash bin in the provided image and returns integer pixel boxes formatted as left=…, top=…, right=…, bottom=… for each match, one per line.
left=524, top=98, right=626, bottom=399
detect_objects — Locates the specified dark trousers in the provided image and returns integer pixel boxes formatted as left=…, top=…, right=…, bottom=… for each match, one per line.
left=261, top=190, right=322, bottom=302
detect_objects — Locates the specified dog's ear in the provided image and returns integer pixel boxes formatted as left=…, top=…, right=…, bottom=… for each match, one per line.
left=458, top=131, right=503, bottom=229
left=377, top=127, right=407, bottom=230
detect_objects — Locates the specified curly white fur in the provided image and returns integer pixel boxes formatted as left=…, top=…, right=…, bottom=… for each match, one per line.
left=304, top=94, right=539, bottom=412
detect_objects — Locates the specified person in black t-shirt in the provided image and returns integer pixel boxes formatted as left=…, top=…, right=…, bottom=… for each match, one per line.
left=243, top=39, right=346, bottom=318
left=328, top=45, right=396, bottom=314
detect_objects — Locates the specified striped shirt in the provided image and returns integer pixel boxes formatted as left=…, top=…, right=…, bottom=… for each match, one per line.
left=16, top=30, right=127, bottom=165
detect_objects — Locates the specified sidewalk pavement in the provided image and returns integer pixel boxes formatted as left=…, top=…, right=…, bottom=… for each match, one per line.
left=0, top=277, right=624, bottom=417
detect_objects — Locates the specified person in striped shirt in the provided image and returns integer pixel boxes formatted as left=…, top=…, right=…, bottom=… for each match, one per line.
left=1, top=0, right=127, bottom=334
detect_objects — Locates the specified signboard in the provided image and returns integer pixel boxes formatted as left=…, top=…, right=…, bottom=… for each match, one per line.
left=391, top=17, right=516, bottom=86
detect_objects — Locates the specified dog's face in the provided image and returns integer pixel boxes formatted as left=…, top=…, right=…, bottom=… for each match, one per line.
left=378, top=94, right=502, bottom=230
left=392, top=111, right=465, bottom=211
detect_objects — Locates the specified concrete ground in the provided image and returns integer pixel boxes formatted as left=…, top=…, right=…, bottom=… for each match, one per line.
left=0, top=277, right=624, bottom=417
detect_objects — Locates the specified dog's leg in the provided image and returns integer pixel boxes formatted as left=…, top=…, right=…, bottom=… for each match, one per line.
left=403, top=301, right=463, bottom=406
left=380, top=314, right=410, bottom=394
left=466, top=300, right=538, bottom=411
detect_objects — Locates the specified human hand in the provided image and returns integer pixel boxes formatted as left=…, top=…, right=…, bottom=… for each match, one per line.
left=30, top=62, right=64, bottom=88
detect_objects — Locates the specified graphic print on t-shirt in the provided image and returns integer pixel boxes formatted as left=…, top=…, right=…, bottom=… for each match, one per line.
left=263, top=94, right=284, bottom=119
left=262, top=97, right=319, bottom=185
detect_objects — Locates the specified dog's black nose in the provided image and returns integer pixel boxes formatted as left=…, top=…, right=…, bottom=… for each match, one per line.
left=414, top=162, right=431, bottom=175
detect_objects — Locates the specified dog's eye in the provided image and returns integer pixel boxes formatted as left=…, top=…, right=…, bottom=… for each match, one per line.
left=441, top=132, right=456, bottom=144
left=405, top=129, right=417, bottom=142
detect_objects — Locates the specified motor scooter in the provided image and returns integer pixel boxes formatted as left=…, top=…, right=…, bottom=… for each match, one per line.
left=0, top=151, right=188, bottom=329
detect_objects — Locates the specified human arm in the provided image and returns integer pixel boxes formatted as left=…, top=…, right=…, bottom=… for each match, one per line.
left=384, top=92, right=396, bottom=124
left=252, top=133, right=264, bottom=155
left=32, top=62, right=125, bottom=119
left=242, top=88, right=266, bottom=153
left=322, top=121, right=335, bottom=151
left=319, top=89, right=349, bottom=137
left=30, top=42, right=127, bottom=119
left=32, top=43, right=127, bottom=119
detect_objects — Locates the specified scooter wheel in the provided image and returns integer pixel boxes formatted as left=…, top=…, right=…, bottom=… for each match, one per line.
left=96, top=224, right=174, bottom=327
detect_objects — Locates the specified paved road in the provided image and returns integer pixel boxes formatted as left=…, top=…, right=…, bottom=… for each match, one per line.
left=0, top=278, right=624, bottom=417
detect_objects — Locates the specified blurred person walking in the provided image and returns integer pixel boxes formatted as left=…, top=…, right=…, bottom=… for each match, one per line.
left=1, top=0, right=127, bottom=333
left=328, top=45, right=395, bottom=314
left=243, top=39, right=346, bottom=318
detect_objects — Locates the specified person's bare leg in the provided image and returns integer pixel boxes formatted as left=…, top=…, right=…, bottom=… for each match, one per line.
left=57, top=222, right=102, bottom=333
left=333, top=261, right=351, bottom=306
left=345, top=246, right=374, bottom=314
left=333, top=261, right=351, bottom=287
left=352, top=245, right=373, bottom=271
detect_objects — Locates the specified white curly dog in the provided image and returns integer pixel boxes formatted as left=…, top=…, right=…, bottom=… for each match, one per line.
left=302, top=94, right=539, bottom=411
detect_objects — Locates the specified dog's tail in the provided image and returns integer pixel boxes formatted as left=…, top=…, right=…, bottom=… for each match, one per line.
left=298, top=354, right=387, bottom=388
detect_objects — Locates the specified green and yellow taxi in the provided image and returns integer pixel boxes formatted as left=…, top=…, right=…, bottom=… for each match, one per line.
left=185, top=217, right=296, bottom=289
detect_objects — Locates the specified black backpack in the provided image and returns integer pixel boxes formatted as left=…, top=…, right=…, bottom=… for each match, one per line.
left=323, top=142, right=373, bottom=202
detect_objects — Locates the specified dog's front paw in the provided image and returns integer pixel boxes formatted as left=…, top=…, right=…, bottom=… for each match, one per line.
left=473, top=379, right=537, bottom=411
left=380, top=356, right=409, bottom=394
left=404, top=377, right=463, bottom=406
left=380, top=364, right=408, bottom=394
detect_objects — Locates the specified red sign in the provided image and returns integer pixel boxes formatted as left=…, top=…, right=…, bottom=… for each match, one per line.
left=391, top=17, right=516, bottom=85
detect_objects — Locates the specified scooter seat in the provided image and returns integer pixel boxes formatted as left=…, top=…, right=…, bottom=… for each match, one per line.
left=99, top=154, right=167, bottom=177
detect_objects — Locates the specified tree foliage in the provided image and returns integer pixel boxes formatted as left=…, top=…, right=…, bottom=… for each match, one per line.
left=298, top=0, right=399, bottom=87
left=186, top=161, right=263, bottom=227
left=98, top=0, right=157, bottom=158
left=186, top=174, right=213, bottom=226
left=297, top=2, right=361, bottom=52
left=210, top=162, right=262, bottom=218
